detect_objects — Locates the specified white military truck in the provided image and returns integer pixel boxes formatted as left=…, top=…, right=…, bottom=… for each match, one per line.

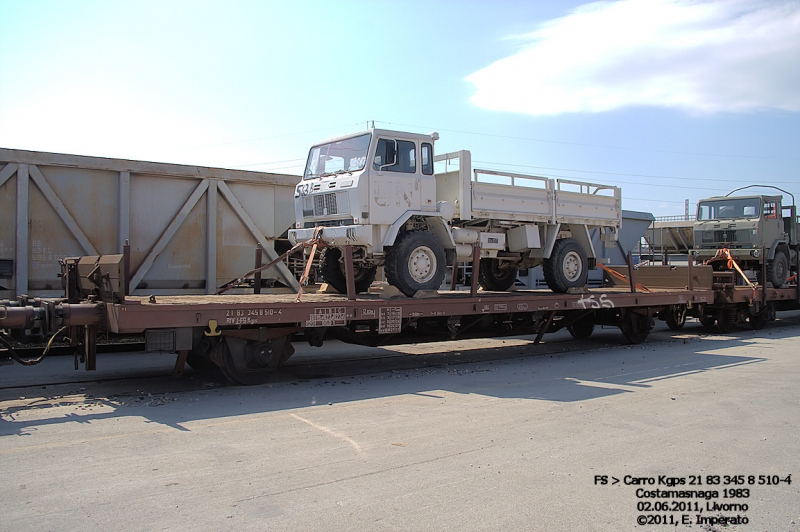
left=288, top=128, right=622, bottom=297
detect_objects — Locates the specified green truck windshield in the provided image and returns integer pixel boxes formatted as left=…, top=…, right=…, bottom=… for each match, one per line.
left=697, top=198, right=762, bottom=220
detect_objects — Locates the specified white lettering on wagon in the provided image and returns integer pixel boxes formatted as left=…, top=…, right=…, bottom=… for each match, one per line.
left=306, top=307, right=346, bottom=327
left=576, top=294, right=615, bottom=309
left=379, top=307, right=402, bottom=334
left=225, top=307, right=282, bottom=325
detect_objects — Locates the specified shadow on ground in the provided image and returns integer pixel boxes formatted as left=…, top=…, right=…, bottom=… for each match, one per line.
left=1, top=312, right=798, bottom=435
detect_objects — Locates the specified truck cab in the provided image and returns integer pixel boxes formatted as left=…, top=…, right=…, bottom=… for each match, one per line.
left=290, top=128, right=444, bottom=254
left=289, top=128, right=454, bottom=295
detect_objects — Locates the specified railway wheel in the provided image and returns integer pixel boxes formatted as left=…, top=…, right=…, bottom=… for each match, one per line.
left=385, top=230, right=446, bottom=297
left=749, top=312, right=767, bottom=330
left=619, top=309, right=652, bottom=344
left=543, top=238, right=588, bottom=293
left=567, top=312, right=595, bottom=340
left=186, top=352, right=218, bottom=372
left=478, top=258, right=518, bottom=291
left=699, top=314, right=716, bottom=330
left=665, top=304, right=687, bottom=331
left=767, top=250, right=789, bottom=287
left=717, top=307, right=738, bottom=334
left=185, top=336, right=220, bottom=372
left=319, top=247, right=377, bottom=295
left=221, top=335, right=295, bottom=385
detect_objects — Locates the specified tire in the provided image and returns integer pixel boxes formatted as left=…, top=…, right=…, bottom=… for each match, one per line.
left=385, top=230, right=446, bottom=297
left=665, top=305, right=687, bottom=331
left=543, top=238, right=589, bottom=293
left=567, top=313, right=595, bottom=340
left=767, top=250, right=789, bottom=287
left=478, top=258, right=518, bottom=292
left=319, top=247, right=377, bottom=294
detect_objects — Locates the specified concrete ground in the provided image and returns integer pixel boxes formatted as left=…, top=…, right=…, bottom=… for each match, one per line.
left=1, top=315, right=799, bottom=531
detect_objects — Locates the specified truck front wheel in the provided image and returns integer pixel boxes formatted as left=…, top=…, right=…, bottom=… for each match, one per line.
left=319, top=247, right=377, bottom=294
left=543, top=238, right=589, bottom=293
left=478, top=258, right=518, bottom=291
left=385, top=230, right=446, bottom=297
left=767, top=250, right=789, bottom=287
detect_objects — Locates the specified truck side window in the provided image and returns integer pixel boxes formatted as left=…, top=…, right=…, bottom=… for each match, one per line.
left=421, top=143, right=433, bottom=175
left=764, top=201, right=777, bottom=219
left=374, top=139, right=416, bottom=173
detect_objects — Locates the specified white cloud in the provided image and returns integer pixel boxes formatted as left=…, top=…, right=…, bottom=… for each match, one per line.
left=466, top=0, right=800, bottom=115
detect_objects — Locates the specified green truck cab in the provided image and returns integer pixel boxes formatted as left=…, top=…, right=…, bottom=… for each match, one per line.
left=692, top=194, right=798, bottom=287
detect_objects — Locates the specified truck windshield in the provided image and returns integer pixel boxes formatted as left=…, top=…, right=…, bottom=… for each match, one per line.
left=304, top=133, right=371, bottom=179
left=697, top=198, right=761, bottom=220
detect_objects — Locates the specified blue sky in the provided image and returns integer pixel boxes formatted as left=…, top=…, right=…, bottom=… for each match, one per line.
left=1, top=0, right=798, bottom=217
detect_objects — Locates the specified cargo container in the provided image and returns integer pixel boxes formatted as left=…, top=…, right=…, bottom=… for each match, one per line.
left=0, top=148, right=300, bottom=299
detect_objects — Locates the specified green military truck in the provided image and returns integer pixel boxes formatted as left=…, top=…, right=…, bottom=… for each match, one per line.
left=692, top=191, right=798, bottom=287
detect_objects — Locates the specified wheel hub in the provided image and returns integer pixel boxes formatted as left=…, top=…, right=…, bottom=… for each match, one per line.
left=563, top=251, right=582, bottom=281
left=775, top=260, right=786, bottom=280
left=408, top=246, right=436, bottom=283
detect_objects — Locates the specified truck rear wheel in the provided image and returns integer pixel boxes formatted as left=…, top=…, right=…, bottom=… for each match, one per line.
left=478, top=258, right=518, bottom=291
left=385, top=230, right=446, bottom=297
left=319, top=247, right=377, bottom=294
left=767, top=250, right=789, bottom=287
left=543, top=238, right=589, bottom=293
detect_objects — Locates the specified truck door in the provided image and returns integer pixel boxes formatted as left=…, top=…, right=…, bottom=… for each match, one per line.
left=762, top=199, right=783, bottom=246
left=370, top=138, right=425, bottom=224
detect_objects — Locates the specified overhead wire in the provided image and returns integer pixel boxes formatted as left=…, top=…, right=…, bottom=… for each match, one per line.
left=220, top=119, right=797, bottom=203
left=374, top=120, right=800, bottom=161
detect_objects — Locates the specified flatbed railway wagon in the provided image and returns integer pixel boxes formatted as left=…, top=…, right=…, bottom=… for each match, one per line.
left=2, top=252, right=797, bottom=385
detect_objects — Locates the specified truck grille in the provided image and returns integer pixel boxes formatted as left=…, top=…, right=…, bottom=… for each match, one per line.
left=714, top=229, right=738, bottom=243
left=316, top=193, right=337, bottom=216
left=304, top=218, right=355, bottom=229
left=710, top=229, right=751, bottom=243
left=303, top=193, right=349, bottom=217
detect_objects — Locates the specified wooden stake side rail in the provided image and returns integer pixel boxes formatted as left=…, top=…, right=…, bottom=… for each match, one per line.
left=105, top=288, right=714, bottom=334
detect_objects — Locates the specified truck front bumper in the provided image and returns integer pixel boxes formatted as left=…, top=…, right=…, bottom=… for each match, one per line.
left=694, top=247, right=760, bottom=261
left=288, top=224, right=373, bottom=248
